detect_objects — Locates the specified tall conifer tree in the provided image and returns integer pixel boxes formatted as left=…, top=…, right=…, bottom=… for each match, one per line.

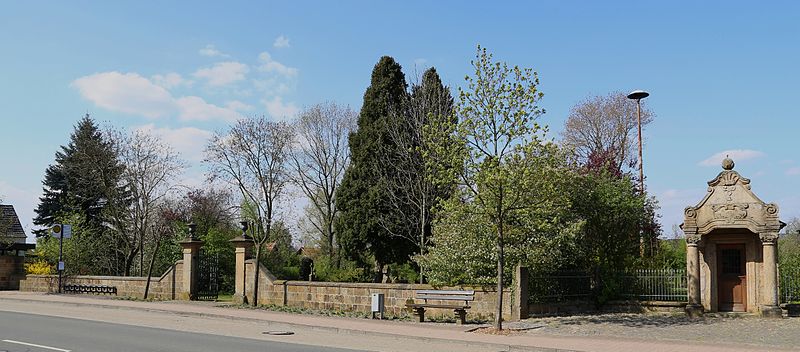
left=34, top=115, right=127, bottom=274
left=335, top=56, right=414, bottom=279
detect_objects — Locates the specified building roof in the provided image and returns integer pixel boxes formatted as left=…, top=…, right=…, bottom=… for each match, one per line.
left=0, top=205, right=27, bottom=243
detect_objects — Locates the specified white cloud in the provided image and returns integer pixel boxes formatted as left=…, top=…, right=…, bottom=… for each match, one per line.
left=258, top=52, right=298, bottom=77
left=698, top=149, right=766, bottom=167
left=73, top=71, right=242, bottom=123
left=787, top=167, right=800, bottom=176
left=199, top=44, right=229, bottom=58
left=135, top=124, right=213, bottom=162
left=72, top=72, right=175, bottom=118
left=226, top=100, right=254, bottom=112
left=263, top=96, right=298, bottom=121
left=193, top=61, right=249, bottom=87
left=252, top=78, right=293, bottom=96
left=176, top=96, right=241, bottom=122
left=151, top=72, right=188, bottom=89
left=273, top=35, right=290, bottom=48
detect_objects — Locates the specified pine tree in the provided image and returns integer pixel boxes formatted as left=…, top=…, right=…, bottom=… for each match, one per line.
left=33, top=115, right=127, bottom=274
left=335, top=56, right=414, bottom=280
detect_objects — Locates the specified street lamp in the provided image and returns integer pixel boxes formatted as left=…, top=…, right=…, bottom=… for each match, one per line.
left=627, top=90, right=649, bottom=192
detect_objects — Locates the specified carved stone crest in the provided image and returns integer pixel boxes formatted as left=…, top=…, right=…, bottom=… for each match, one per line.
left=707, top=170, right=751, bottom=190
left=712, top=203, right=749, bottom=223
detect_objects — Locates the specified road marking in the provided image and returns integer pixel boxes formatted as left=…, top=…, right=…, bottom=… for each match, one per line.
left=2, top=339, right=71, bottom=352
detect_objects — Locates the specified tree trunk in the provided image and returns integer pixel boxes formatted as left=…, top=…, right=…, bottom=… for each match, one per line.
left=123, top=248, right=138, bottom=277
left=252, top=245, right=261, bottom=307
left=139, top=231, right=144, bottom=276
left=326, top=211, right=334, bottom=261
left=419, top=199, right=426, bottom=284
left=495, top=232, right=505, bottom=330
left=143, top=237, right=160, bottom=300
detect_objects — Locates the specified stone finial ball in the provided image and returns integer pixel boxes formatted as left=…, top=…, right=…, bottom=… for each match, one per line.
left=722, top=157, right=735, bottom=170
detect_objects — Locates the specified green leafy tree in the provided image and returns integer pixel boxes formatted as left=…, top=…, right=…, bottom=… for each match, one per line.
left=568, top=169, right=649, bottom=303
left=335, top=56, right=414, bottom=280
left=427, top=46, right=552, bottom=330
left=35, top=211, right=102, bottom=275
left=261, top=220, right=300, bottom=279
left=780, top=217, right=800, bottom=269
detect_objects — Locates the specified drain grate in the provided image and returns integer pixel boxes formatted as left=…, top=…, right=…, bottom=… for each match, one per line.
left=263, top=331, right=295, bottom=336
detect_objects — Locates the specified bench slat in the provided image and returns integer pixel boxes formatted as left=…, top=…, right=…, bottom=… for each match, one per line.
left=416, top=290, right=474, bottom=295
left=407, top=304, right=471, bottom=309
left=417, top=295, right=475, bottom=301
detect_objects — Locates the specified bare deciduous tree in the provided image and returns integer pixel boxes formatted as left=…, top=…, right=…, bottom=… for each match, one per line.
left=205, top=117, right=294, bottom=306
left=290, top=103, right=356, bottom=261
left=561, top=92, right=654, bottom=172
left=107, top=129, right=186, bottom=276
left=143, top=201, right=183, bottom=299
left=382, top=68, right=455, bottom=282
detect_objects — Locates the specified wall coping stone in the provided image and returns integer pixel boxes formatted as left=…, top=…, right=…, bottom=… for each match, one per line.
left=271, top=279, right=511, bottom=293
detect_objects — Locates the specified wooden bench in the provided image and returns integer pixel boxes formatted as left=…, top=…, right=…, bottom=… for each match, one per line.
left=406, top=290, right=474, bottom=324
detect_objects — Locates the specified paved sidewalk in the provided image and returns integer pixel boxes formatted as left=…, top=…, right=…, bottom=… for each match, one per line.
left=0, top=291, right=793, bottom=352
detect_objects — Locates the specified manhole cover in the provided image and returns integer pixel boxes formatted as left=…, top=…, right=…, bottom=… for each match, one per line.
left=263, top=331, right=295, bottom=336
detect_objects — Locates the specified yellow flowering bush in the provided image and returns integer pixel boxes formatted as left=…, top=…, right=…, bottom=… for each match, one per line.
left=24, top=260, right=54, bottom=275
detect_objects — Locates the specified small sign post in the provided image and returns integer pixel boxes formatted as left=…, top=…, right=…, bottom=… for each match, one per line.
left=51, top=224, right=70, bottom=293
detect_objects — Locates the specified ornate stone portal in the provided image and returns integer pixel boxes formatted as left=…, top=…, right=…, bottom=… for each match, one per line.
left=682, top=158, right=785, bottom=317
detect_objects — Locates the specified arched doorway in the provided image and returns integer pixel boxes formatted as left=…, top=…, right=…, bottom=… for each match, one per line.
left=681, top=158, right=784, bottom=317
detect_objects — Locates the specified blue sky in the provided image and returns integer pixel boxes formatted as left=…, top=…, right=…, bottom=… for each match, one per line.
left=2, top=1, right=800, bottom=241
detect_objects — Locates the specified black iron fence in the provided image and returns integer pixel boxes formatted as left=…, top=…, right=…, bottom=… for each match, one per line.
left=529, top=268, right=688, bottom=303
left=621, top=269, right=687, bottom=302
left=529, top=271, right=592, bottom=303
left=780, top=265, right=800, bottom=304
left=531, top=266, right=800, bottom=305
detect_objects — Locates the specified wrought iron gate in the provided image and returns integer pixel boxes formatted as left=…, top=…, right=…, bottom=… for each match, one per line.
left=195, top=251, right=219, bottom=301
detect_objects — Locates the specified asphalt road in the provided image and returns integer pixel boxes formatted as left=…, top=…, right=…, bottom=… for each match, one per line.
left=0, top=311, right=364, bottom=352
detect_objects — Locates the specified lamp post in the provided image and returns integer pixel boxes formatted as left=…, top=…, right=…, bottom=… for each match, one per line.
left=627, top=90, right=649, bottom=192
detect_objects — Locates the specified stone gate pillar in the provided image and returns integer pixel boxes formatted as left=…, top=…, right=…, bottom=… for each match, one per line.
left=179, top=223, right=203, bottom=300
left=760, top=233, right=782, bottom=317
left=685, top=234, right=704, bottom=317
left=230, top=221, right=253, bottom=304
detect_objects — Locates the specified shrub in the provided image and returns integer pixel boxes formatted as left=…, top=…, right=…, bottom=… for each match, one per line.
left=25, top=260, right=54, bottom=275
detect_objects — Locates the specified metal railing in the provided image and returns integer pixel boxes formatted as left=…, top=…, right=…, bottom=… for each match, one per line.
left=529, top=271, right=592, bottom=303
left=621, top=269, right=687, bottom=302
left=780, top=265, right=800, bottom=304
left=529, top=268, right=688, bottom=303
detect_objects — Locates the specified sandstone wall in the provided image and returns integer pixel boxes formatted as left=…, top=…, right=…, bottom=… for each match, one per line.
left=0, top=255, right=25, bottom=290
left=19, top=261, right=183, bottom=300
left=243, top=259, right=512, bottom=321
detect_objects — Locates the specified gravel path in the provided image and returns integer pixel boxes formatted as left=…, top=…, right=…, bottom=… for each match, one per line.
left=513, top=313, right=800, bottom=349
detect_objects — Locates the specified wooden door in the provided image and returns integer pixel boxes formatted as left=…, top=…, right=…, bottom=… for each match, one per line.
left=717, top=244, right=747, bottom=312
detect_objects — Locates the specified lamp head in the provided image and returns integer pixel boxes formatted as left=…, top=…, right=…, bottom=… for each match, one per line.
left=627, top=90, right=650, bottom=100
